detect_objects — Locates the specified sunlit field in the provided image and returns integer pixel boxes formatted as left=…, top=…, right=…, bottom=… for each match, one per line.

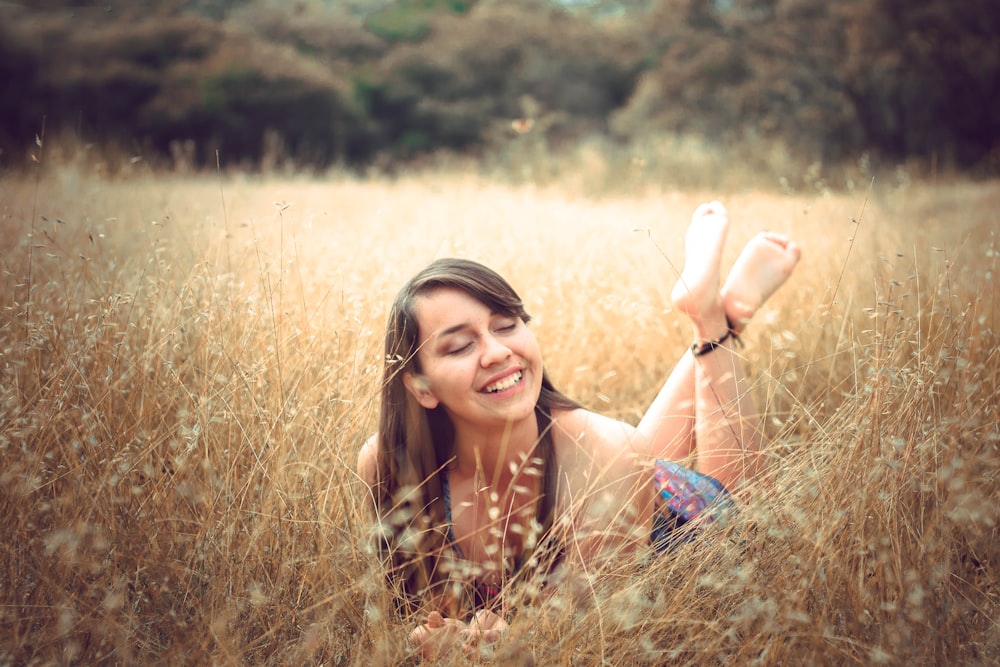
left=1, top=162, right=997, bottom=665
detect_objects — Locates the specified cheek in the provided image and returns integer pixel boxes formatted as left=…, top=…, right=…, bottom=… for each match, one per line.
left=426, top=358, right=474, bottom=386
left=520, top=336, right=543, bottom=369
left=522, top=330, right=541, bottom=357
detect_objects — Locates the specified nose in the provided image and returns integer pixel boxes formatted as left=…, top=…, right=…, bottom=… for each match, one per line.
left=480, top=333, right=512, bottom=367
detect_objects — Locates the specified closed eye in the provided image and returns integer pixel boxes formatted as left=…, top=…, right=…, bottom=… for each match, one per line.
left=446, top=342, right=473, bottom=355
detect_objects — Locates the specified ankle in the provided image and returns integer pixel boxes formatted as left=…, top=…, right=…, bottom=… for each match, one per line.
left=690, top=317, right=743, bottom=357
left=720, top=291, right=753, bottom=336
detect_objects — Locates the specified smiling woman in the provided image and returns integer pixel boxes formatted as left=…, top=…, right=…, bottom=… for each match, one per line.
left=402, top=287, right=544, bottom=434
left=357, top=202, right=802, bottom=659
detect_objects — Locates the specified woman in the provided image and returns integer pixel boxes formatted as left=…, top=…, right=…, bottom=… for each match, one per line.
left=358, top=201, right=801, bottom=657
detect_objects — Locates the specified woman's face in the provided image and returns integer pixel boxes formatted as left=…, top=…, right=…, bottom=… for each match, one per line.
left=405, top=286, right=543, bottom=434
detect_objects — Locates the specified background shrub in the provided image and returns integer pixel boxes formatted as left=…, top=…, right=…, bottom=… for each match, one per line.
left=1, top=0, right=997, bottom=175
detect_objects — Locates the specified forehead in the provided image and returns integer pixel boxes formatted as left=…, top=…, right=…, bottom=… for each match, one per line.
left=413, top=287, right=491, bottom=334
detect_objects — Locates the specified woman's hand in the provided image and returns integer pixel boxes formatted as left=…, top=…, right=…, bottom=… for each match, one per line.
left=409, top=611, right=466, bottom=660
left=409, top=609, right=508, bottom=659
left=465, top=609, right=508, bottom=649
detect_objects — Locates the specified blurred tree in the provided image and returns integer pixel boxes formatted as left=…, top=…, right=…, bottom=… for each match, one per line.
left=840, top=0, right=1000, bottom=169
left=230, top=1, right=389, bottom=71
left=19, top=0, right=253, bottom=17
left=139, top=24, right=367, bottom=165
left=366, top=0, right=643, bottom=157
left=0, top=7, right=367, bottom=167
left=2, top=0, right=996, bottom=171
left=613, top=0, right=1000, bottom=171
left=364, top=0, right=478, bottom=42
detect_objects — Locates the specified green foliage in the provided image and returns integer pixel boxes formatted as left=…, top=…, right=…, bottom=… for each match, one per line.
left=0, top=17, right=45, bottom=161
left=349, top=69, right=383, bottom=117
left=0, top=7, right=369, bottom=168
left=200, top=66, right=253, bottom=112
left=0, top=0, right=997, bottom=172
left=845, top=0, right=1000, bottom=168
left=614, top=0, right=1000, bottom=172
left=231, top=0, right=388, bottom=71
left=148, top=35, right=366, bottom=165
left=365, top=0, right=477, bottom=42
left=400, top=129, right=431, bottom=151
left=366, top=1, right=644, bottom=156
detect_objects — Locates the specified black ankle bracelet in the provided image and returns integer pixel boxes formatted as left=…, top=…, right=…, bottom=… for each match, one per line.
left=691, top=330, right=734, bottom=357
left=691, top=317, right=743, bottom=357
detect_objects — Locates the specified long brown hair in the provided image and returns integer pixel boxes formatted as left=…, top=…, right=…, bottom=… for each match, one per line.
left=372, top=258, right=580, bottom=617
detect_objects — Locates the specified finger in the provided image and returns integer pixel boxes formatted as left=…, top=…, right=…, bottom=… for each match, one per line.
left=409, top=625, right=429, bottom=647
left=410, top=622, right=466, bottom=660
left=461, top=633, right=482, bottom=657
left=409, top=622, right=450, bottom=648
left=474, top=609, right=508, bottom=633
left=464, top=626, right=481, bottom=645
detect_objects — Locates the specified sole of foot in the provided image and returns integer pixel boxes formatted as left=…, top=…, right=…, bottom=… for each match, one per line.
left=721, top=231, right=801, bottom=333
left=670, top=201, right=732, bottom=339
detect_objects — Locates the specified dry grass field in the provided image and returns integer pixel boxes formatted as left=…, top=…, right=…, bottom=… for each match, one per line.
left=1, top=161, right=997, bottom=665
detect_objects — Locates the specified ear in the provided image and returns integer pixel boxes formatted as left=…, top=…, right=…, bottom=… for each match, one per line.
left=403, top=372, right=440, bottom=409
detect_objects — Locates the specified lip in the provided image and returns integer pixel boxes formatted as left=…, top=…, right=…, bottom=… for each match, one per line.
left=479, top=367, right=524, bottom=394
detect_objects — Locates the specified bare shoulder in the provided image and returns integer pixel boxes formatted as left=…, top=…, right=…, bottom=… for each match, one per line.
left=550, top=408, right=643, bottom=465
left=549, top=409, right=649, bottom=498
left=357, top=434, right=379, bottom=488
left=548, top=408, right=654, bottom=556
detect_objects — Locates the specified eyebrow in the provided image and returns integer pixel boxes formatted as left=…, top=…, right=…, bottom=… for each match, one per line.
left=433, top=311, right=512, bottom=340
left=436, top=322, right=470, bottom=338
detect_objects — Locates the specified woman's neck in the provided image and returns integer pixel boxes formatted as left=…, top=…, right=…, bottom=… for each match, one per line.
left=451, top=414, right=540, bottom=486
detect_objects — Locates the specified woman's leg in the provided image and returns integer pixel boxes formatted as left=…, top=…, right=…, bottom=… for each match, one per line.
left=636, top=204, right=801, bottom=472
left=722, top=231, right=803, bottom=335
left=667, top=202, right=800, bottom=490
left=636, top=201, right=731, bottom=462
left=635, top=352, right=698, bottom=461
left=688, top=340, right=761, bottom=490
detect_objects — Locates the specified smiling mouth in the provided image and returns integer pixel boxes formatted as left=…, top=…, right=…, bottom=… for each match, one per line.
left=483, top=370, right=523, bottom=394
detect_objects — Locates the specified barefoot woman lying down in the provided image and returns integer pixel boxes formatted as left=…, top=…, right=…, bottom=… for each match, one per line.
left=358, top=201, right=801, bottom=658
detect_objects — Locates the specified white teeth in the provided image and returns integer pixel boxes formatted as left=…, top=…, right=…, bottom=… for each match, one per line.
left=485, top=371, right=522, bottom=394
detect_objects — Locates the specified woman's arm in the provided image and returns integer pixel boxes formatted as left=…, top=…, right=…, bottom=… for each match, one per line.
left=552, top=409, right=655, bottom=570
left=409, top=609, right=507, bottom=659
left=357, top=434, right=378, bottom=488
left=357, top=435, right=381, bottom=521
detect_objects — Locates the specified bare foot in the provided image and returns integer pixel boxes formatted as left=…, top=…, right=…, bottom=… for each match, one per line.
left=671, top=201, right=730, bottom=338
left=721, top=232, right=801, bottom=332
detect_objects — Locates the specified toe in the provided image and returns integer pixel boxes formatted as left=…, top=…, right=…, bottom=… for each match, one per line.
left=694, top=200, right=727, bottom=219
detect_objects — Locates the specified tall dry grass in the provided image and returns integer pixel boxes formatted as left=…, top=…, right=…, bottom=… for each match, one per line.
left=0, top=161, right=997, bottom=665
